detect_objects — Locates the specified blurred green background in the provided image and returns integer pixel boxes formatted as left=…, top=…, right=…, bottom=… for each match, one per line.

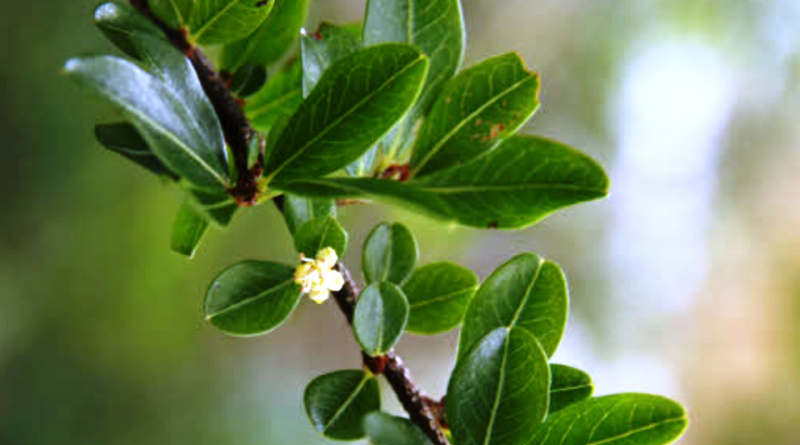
left=1, top=0, right=799, bottom=444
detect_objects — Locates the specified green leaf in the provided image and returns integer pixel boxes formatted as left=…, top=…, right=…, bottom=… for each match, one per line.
left=459, top=253, right=568, bottom=360
left=364, top=412, right=433, bottom=445
left=228, top=64, right=267, bottom=98
left=170, top=202, right=210, bottom=258
left=410, top=53, right=540, bottom=177
left=204, top=260, right=302, bottom=336
left=549, top=364, right=594, bottom=414
left=301, top=22, right=361, bottom=97
left=402, top=262, right=478, bottom=335
left=183, top=187, right=238, bottom=227
left=294, top=216, right=348, bottom=258
left=447, top=327, right=550, bottom=445
left=362, top=222, right=418, bottom=285
left=528, top=394, right=688, bottom=445
left=304, top=370, right=381, bottom=440
left=353, top=282, right=409, bottom=356
left=221, top=0, right=311, bottom=70
left=188, top=0, right=274, bottom=45
left=150, top=0, right=194, bottom=29
left=282, top=194, right=337, bottom=235
left=94, top=122, right=177, bottom=179
left=94, top=3, right=163, bottom=58
left=264, top=44, right=429, bottom=184
left=244, top=60, right=303, bottom=133
left=275, top=135, right=610, bottom=229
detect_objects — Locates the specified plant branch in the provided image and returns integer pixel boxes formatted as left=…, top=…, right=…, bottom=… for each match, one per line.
left=125, top=5, right=450, bottom=443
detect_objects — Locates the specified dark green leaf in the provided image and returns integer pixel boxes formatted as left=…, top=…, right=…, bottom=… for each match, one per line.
left=264, top=44, right=429, bottom=184
left=204, top=260, right=302, bottom=336
left=364, top=412, right=433, bottom=445
left=549, top=364, right=594, bottom=414
left=184, top=187, right=238, bottom=227
left=150, top=0, right=193, bottom=29
left=94, top=3, right=163, bottom=58
left=459, top=253, right=568, bottom=359
left=353, top=282, right=409, bottom=356
left=447, top=327, right=550, bottom=445
left=221, top=0, right=311, bottom=70
left=244, top=60, right=303, bottom=133
left=282, top=194, right=337, bottom=235
left=170, top=202, right=210, bottom=258
left=304, top=370, right=381, bottom=440
left=410, top=53, right=540, bottom=177
left=294, top=216, right=348, bottom=258
left=402, top=262, right=478, bottom=335
left=188, top=0, right=274, bottom=45
left=229, top=64, right=267, bottom=97
left=94, top=122, right=177, bottom=179
left=528, top=394, right=688, bottom=445
left=362, top=222, right=418, bottom=285
left=275, top=135, right=610, bottom=229
left=301, top=22, right=361, bottom=97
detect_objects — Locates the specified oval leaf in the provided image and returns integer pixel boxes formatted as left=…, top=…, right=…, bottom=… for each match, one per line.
left=364, top=412, right=433, bottom=445
left=94, top=122, right=177, bottom=179
left=447, top=327, right=550, bottom=445
left=301, top=22, right=361, bottom=97
left=294, top=215, right=348, bottom=258
left=304, top=369, right=381, bottom=440
left=282, top=194, right=336, bottom=236
left=150, top=0, right=193, bottom=29
left=549, top=364, right=594, bottom=414
left=528, top=394, right=688, bottom=445
left=354, top=282, right=410, bottom=356
left=410, top=53, right=540, bottom=177
left=264, top=44, right=429, bottom=184
left=362, top=222, right=419, bottom=285
left=204, top=261, right=302, bottom=336
left=244, top=60, right=303, bottom=133
left=188, top=0, right=274, bottom=45
left=94, top=3, right=163, bottom=58
left=402, top=262, right=478, bottom=335
left=170, top=202, right=210, bottom=258
left=459, top=253, right=568, bottom=359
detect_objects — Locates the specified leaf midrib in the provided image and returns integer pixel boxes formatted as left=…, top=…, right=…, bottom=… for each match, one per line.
left=322, top=374, right=372, bottom=433
left=481, top=331, right=511, bottom=445
left=588, top=417, right=687, bottom=445
left=207, top=278, right=295, bottom=319
left=408, top=286, right=475, bottom=308
left=192, top=0, right=250, bottom=42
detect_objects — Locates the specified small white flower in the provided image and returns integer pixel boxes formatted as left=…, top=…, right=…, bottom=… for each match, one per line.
left=294, top=247, right=344, bottom=304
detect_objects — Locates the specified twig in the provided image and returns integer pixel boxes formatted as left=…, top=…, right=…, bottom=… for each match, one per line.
left=125, top=5, right=450, bottom=444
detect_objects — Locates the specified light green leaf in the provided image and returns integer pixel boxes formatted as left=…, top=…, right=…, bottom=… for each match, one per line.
left=362, top=222, right=418, bottom=285
left=170, top=202, right=210, bottom=258
left=447, top=327, right=550, bottom=445
left=244, top=60, right=303, bottom=133
left=410, top=53, right=540, bottom=177
left=94, top=3, right=163, bottom=58
left=264, top=44, right=429, bottom=184
left=204, top=260, right=302, bottom=336
left=150, top=0, right=194, bottom=29
left=549, top=364, right=594, bottom=414
left=275, top=135, right=610, bottom=229
left=364, top=412, right=433, bottom=445
left=305, top=370, right=381, bottom=440
left=402, top=262, right=478, bottom=335
left=221, top=0, right=310, bottom=70
left=528, top=394, right=688, bottom=445
left=94, top=122, right=177, bottom=179
left=459, top=253, right=568, bottom=359
left=353, top=282, right=409, bottom=356
left=188, top=0, right=274, bottom=45
left=294, top=216, right=348, bottom=258
left=282, top=194, right=336, bottom=235
left=301, top=22, right=361, bottom=97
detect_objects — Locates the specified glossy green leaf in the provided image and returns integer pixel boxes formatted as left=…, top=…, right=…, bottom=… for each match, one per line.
left=447, top=327, right=550, bottom=445
left=244, top=60, right=303, bottom=133
left=170, top=202, right=210, bottom=258
left=528, top=394, right=688, bottom=445
left=364, top=412, right=433, bottom=445
left=275, top=135, right=609, bottom=229
left=362, top=222, right=418, bottom=285
left=353, top=282, right=409, bottom=356
left=301, top=22, right=361, bottom=97
left=150, top=0, right=194, bottom=29
left=402, top=262, right=478, bottom=335
left=229, top=64, right=267, bottom=98
left=304, top=370, right=381, bottom=440
left=94, top=3, right=163, bottom=58
left=549, top=364, right=594, bottom=414
left=188, top=0, right=274, bottom=45
left=264, top=44, right=429, bottom=184
left=184, top=187, right=238, bottom=227
left=459, top=253, right=568, bottom=360
left=294, top=216, right=348, bottom=258
left=282, top=194, right=336, bottom=235
left=410, top=53, right=540, bottom=177
left=204, top=260, right=302, bottom=336
left=94, top=122, right=176, bottom=179
left=221, top=0, right=311, bottom=70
